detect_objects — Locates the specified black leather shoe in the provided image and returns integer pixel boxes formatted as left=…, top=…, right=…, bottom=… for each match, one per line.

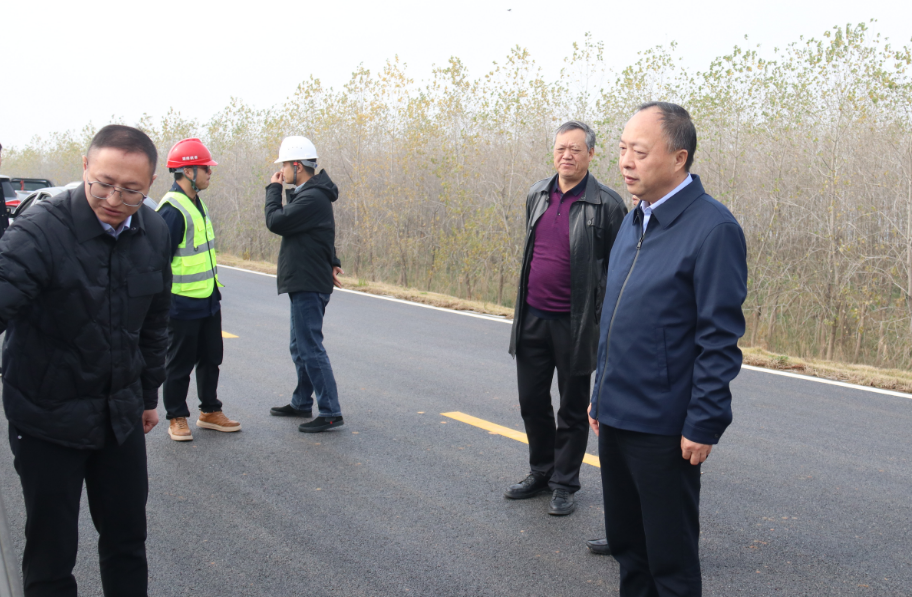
left=548, top=489, right=576, bottom=516
left=503, top=474, right=549, bottom=499
left=271, top=404, right=312, bottom=417
left=586, top=538, right=611, bottom=555
left=299, top=416, right=344, bottom=433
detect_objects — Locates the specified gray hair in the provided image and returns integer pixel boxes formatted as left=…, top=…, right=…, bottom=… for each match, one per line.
left=635, top=102, right=697, bottom=171
left=555, top=120, right=596, bottom=151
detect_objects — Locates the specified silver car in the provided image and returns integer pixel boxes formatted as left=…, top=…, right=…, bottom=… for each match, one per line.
left=9, top=183, right=80, bottom=225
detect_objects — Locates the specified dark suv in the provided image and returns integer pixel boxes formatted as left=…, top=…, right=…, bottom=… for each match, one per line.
left=1, top=176, right=16, bottom=208
left=10, top=178, right=54, bottom=193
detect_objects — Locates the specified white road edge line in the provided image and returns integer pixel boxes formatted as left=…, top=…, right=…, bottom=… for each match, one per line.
left=220, top=264, right=912, bottom=400
left=740, top=365, right=912, bottom=400
left=220, top=264, right=511, bottom=323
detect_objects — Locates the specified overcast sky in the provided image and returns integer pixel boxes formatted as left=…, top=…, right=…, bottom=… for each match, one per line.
left=1, top=0, right=909, bottom=150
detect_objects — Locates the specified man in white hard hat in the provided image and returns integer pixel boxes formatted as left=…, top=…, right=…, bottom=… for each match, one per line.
left=265, top=136, right=345, bottom=433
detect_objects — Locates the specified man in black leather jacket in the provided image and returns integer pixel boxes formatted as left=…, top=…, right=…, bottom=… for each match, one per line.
left=505, top=120, right=626, bottom=518
left=0, top=125, right=171, bottom=596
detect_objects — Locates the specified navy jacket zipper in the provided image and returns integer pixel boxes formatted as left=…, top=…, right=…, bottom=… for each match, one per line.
left=594, top=226, right=647, bottom=418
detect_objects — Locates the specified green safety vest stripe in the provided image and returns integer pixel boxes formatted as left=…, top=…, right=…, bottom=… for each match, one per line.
left=173, top=270, right=216, bottom=284
left=158, top=195, right=199, bottom=249
left=175, top=238, right=216, bottom=257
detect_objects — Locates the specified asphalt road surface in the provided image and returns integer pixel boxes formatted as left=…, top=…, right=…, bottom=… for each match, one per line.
left=1, top=265, right=910, bottom=596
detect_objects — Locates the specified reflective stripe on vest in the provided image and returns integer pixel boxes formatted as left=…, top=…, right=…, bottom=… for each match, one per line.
left=156, top=192, right=221, bottom=298
left=173, top=270, right=216, bottom=284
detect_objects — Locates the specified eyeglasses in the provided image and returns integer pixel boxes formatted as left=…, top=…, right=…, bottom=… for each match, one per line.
left=87, top=181, right=148, bottom=207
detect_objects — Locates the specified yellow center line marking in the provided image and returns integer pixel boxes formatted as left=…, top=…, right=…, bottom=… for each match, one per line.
left=441, top=411, right=600, bottom=468
left=222, top=331, right=239, bottom=338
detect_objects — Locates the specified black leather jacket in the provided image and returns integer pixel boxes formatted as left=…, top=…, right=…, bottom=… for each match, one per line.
left=508, top=173, right=627, bottom=375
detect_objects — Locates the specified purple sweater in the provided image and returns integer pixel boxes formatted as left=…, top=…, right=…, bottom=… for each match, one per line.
left=526, top=175, right=587, bottom=313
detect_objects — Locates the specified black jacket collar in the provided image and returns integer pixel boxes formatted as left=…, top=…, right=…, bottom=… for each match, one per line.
left=551, top=173, right=588, bottom=198
left=541, top=172, right=602, bottom=205
left=72, top=184, right=146, bottom=244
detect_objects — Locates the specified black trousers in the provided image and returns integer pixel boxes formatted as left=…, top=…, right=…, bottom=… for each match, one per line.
left=162, top=311, right=224, bottom=419
left=8, top=421, right=148, bottom=597
left=599, top=426, right=702, bottom=597
left=515, top=312, right=591, bottom=492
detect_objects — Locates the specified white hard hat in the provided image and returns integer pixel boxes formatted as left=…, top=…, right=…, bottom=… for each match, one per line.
left=274, top=136, right=319, bottom=168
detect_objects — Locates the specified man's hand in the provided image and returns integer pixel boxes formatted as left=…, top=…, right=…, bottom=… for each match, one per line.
left=332, top=266, right=344, bottom=288
left=270, top=171, right=284, bottom=185
left=142, top=409, right=159, bottom=434
left=587, top=404, right=599, bottom=436
left=681, top=436, right=712, bottom=465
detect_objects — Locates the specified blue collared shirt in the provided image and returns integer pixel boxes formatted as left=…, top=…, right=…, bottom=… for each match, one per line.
left=641, top=173, right=693, bottom=233
left=96, top=215, right=132, bottom=239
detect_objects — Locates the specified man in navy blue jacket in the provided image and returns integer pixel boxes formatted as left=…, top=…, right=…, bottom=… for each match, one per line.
left=587, top=102, right=747, bottom=596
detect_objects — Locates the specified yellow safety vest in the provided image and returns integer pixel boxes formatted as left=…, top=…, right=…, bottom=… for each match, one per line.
left=156, top=192, right=222, bottom=298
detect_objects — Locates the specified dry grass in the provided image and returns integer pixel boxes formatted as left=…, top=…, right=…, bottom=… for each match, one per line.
left=741, top=347, right=912, bottom=394
left=218, top=253, right=911, bottom=395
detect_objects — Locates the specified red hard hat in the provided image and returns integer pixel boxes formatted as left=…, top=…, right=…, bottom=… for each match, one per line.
left=166, top=138, right=218, bottom=168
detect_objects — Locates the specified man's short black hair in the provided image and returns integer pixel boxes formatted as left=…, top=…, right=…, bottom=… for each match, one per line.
left=636, top=102, right=697, bottom=171
left=87, top=125, right=158, bottom=176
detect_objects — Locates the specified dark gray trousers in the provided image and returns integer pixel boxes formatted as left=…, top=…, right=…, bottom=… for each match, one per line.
left=515, top=311, right=591, bottom=492
left=599, top=426, right=702, bottom=597
left=8, top=421, right=148, bottom=597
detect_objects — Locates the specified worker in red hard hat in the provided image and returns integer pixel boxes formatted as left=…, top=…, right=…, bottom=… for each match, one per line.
left=156, top=138, right=241, bottom=441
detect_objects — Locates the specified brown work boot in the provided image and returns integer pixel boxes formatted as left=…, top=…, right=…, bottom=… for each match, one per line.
left=168, top=417, right=193, bottom=441
left=197, top=411, right=242, bottom=433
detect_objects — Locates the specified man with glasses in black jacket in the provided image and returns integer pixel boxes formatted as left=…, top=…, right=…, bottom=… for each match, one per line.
left=0, top=125, right=171, bottom=596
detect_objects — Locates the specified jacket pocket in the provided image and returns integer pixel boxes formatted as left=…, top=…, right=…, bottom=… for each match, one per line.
left=35, top=346, right=70, bottom=405
left=656, top=327, right=670, bottom=392
left=594, top=272, right=607, bottom=324
left=126, top=270, right=163, bottom=330
left=128, top=271, right=163, bottom=297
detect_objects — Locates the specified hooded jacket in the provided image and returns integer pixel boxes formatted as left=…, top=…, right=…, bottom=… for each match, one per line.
left=508, top=173, right=627, bottom=375
left=265, top=170, right=341, bottom=295
left=589, top=175, right=747, bottom=445
left=0, top=186, right=172, bottom=449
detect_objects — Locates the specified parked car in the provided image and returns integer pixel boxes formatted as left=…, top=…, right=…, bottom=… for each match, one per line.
left=0, top=176, right=15, bottom=210
left=10, top=178, right=54, bottom=193
left=4, top=178, right=54, bottom=211
left=9, top=182, right=79, bottom=225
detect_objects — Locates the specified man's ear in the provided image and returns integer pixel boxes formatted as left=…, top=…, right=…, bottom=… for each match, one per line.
left=82, top=155, right=88, bottom=173
left=674, top=149, right=688, bottom=172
